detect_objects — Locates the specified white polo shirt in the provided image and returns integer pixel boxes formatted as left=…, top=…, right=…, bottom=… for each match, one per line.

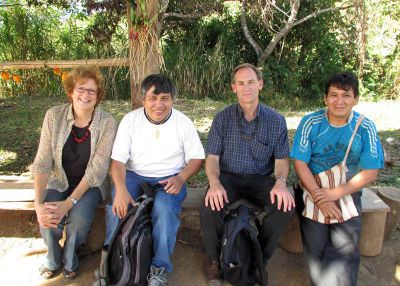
left=111, top=107, right=205, bottom=177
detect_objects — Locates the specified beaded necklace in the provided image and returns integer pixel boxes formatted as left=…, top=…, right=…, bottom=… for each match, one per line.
left=71, top=125, right=91, bottom=143
left=71, top=108, right=94, bottom=143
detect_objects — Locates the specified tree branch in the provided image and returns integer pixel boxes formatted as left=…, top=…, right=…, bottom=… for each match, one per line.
left=240, top=0, right=263, bottom=57
left=258, top=0, right=300, bottom=66
left=163, top=11, right=207, bottom=20
left=0, top=3, right=27, bottom=7
left=293, top=4, right=353, bottom=27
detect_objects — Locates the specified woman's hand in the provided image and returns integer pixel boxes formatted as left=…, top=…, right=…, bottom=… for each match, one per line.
left=35, top=202, right=59, bottom=228
left=43, top=200, right=72, bottom=226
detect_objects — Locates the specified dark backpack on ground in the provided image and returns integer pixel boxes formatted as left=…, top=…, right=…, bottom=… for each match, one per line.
left=220, top=201, right=266, bottom=286
left=105, top=183, right=157, bottom=286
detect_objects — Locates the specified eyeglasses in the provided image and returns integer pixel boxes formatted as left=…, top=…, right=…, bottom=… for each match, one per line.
left=75, top=86, right=97, bottom=96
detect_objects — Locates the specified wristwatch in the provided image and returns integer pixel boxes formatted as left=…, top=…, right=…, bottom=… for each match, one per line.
left=276, top=176, right=287, bottom=183
left=69, top=196, right=78, bottom=206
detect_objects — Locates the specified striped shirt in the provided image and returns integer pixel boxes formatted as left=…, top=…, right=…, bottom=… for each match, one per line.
left=290, top=109, right=384, bottom=178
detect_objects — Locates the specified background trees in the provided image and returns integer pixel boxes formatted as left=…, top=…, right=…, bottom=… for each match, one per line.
left=0, top=0, right=399, bottom=106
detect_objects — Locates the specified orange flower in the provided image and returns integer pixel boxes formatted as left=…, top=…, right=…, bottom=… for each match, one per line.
left=53, top=68, right=61, bottom=75
left=1, top=71, right=10, bottom=80
left=12, top=75, right=22, bottom=84
left=61, top=71, right=68, bottom=81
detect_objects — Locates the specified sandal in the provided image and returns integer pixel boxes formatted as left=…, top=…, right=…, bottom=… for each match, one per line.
left=63, top=268, right=79, bottom=279
left=39, top=265, right=59, bottom=279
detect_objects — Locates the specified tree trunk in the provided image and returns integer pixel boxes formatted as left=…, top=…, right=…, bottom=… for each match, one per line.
left=127, top=0, right=163, bottom=110
left=356, top=0, right=367, bottom=83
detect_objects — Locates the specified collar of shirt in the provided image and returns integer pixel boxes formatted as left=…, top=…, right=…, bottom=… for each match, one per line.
left=324, top=108, right=355, bottom=127
left=237, top=103, right=262, bottom=122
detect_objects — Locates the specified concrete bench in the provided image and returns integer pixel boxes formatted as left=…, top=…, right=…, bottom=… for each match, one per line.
left=0, top=175, right=207, bottom=254
left=0, top=176, right=391, bottom=257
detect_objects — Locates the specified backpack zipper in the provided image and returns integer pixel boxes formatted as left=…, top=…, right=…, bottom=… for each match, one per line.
left=134, top=231, right=146, bottom=284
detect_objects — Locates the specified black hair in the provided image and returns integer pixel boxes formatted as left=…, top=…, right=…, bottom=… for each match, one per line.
left=141, top=74, right=177, bottom=100
left=324, top=72, right=359, bottom=98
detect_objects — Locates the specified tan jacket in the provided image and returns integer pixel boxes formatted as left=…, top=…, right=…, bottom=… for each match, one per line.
left=30, top=103, right=117, bottom=200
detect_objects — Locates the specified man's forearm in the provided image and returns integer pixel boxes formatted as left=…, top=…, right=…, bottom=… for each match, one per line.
left=274, top=158, right=289, bottom=183
left=294, top=159, right=320, bottom=197
left=179, top=159, right=203, bottom=182
left=205, top=155, right=221, bottom=186
left=337, top=169, right=378, bottom=197
left=111, top=160, right=127, bottom=193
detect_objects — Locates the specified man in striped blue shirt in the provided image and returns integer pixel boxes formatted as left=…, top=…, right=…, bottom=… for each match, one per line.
left=200, top=63, right=295, bottom=286
left=291, top=72, right=384, bottom=286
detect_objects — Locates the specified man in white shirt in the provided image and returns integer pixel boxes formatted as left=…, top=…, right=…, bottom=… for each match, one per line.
left=103, top=74, right=205, bottom=286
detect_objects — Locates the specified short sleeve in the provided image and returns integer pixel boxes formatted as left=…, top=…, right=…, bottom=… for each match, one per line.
left=206, top=113, right=224, bottom=156
left=182, top=119, right=205, bottom=163
left=358, top=120, right=384, bottom=170
left=290, top=116, right=312, bottom=163
left=111, top=114, right=132, bottom=164
left=273, top=117, right=290, bottom=159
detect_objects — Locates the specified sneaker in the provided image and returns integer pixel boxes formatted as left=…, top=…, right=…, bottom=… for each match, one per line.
left=147, top=265, right=167, bottom=286
left=206, top=259, right=221, bottom=286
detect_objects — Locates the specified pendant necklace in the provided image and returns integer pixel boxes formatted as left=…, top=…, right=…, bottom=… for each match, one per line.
left=155, top=127, right=160, bottom=139
left=144, top=109, right=172, bottom=139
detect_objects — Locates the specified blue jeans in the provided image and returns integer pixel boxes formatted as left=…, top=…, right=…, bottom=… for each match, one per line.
left=104, top=170, right=187, bottom=273
left=40, top=187, right=102, bottom=272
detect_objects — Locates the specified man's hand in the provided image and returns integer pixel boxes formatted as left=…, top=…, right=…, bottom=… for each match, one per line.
left=313, top=187, right=344, bottom=204
left=270, top=181, right=295, bottom=212
left=204, top=181, right=229, bottom=211
left=34, top=203, right=59, bottom=228
left=159, top=175, right=184, bottom=195
left=112, top=188, right=135, bottom=219
left=318, top=201, right=343, bottom=220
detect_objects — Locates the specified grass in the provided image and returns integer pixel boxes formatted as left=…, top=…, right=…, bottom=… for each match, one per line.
left=0, top=96, right=399, bottom=189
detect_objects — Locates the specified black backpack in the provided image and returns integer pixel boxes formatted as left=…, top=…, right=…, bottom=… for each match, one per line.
left=220, top=201, right=266, bottom=286
left=105, top=183, right=157, bottom=286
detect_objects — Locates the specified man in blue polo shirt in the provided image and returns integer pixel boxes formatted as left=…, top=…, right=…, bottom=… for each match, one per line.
left=291, top=72, right=384, bottom=286
left=200, top=63, right=295, bottom=286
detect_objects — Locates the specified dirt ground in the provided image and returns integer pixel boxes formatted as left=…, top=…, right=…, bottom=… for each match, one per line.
left=0, top=210, right=399, bottom=286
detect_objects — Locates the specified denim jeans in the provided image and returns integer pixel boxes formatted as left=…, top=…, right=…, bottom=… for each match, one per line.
left=40, top=187, right=102, bottom=272
left=104, top=170, right=187, bottom=273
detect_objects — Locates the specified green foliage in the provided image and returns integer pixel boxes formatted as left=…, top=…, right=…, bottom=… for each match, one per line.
left=0, top=3, right=130, bottom=100
left=362, top=0, right=400, bottom=100
left=0, top=0, right=399, bottom=102
left=163, top=23, right=237, bottom=99
left=163, top=1, right=356, bottom=106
